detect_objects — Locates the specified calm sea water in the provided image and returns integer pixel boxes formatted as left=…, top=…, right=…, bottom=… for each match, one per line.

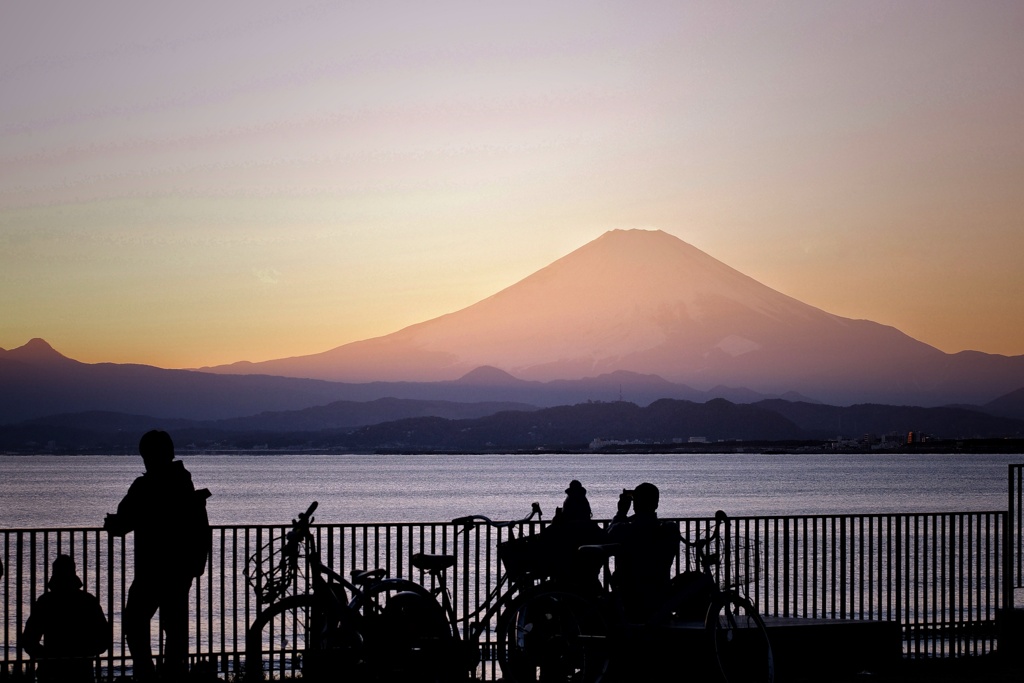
left=1, top=452, right=1020, bottom=529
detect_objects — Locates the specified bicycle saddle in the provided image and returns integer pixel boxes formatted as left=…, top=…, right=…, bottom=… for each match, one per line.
left=351, top=567, right=387, bottom=586
left=411, top=552, right=456, bottom=573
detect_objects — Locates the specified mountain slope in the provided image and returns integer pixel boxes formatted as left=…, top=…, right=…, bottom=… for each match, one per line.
left=203, top=230, right=1024, bottom=405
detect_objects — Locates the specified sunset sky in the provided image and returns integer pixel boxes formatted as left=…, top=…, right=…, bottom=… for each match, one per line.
left=2, top=1, right=1023, bottom=369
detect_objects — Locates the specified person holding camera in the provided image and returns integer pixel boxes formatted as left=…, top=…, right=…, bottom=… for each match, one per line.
left=608, top=482, right=679, bottom=622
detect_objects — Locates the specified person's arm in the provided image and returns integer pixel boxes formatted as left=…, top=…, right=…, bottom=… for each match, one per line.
left=20, top=600, right=44, bottom=658
left=610, top=489, right=632, bottom=527
left=104, top=478, right=143, bottom=536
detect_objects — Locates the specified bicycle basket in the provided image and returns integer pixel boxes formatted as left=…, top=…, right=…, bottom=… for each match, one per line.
left=498, top=532, right=553, bottom=581
left=717, top=535, right=762, bottom=589
left=245, top=536, right=302, bottom=604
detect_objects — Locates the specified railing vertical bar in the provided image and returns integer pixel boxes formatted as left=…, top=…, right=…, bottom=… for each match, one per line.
left=812, top=516, right=819, bottom=619
left=781, top=516, right=789, bottom=618
left=869, top=515, right=876, bottom=621
left=1018, top=465, right=1023, bottom=590
left=798, top=518, right=806, bottom=618
left=974, top=513, right=981, bottom=656
left=770, top=518, right=778, bottom=618
left=852, top=517, right=858, bottom=620
left=216, top=528, right=224, bottom=668
left=941, top=514, right=948, bottom=655
left=897, top=512, right=903, bottom=644
left=988, top=512, right=996, bottom=652
left=229, top=527, right=237, bottom=676
left=1011, top=465, right=1019, bottom=598
left=840, top=516, right=848, bottom=620
left=359, top=525, right=367, bottom=576
left=922, top=514, right=930, bottom=656
left=967, top=513, right=975, bottom=655
left=957, top=511, right=963, bottom=659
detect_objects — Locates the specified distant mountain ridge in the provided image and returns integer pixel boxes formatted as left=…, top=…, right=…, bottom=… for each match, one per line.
left=199, top=229, right=1024, bottom=407
left=5, top=230, right=1024, bottom=419
left=0, top=338, right=809, bottom=424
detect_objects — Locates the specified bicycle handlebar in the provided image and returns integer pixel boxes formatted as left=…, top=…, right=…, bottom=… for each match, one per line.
left=676, top=510, right=730, bottom=573
left=452, top=502, right=543, bottom=528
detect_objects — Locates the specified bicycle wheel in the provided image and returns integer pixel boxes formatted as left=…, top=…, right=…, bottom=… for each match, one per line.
left=244, top=594, right=364, bottom=682
left=705, top=593, right=774, bottom=683
left=351, top=579, right=460, bottom=682
left=497, top=587, right=609, bottom=683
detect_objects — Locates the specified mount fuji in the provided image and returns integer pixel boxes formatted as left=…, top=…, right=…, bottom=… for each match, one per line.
left=204, top=229, right=1024, bottom=407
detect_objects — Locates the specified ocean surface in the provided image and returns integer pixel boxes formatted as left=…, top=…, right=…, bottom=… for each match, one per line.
left=1, top=452, right=1021, bottom=529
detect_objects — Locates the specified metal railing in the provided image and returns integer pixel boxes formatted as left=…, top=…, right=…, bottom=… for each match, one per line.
left=3, top=498, right=1021, bottom=679
left=712, top=512, right=1004, bottom=657
left=1008, top=464, right=1023, bottom=607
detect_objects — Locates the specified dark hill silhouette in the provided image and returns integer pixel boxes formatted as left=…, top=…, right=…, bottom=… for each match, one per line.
left=4, top=396, right=1022, bottom=453
left=210, top=397, right=537, bottom=431
left=337, top=399, right=806, bottom=451
left=199, top=230, right=1024, bottom=407
left=754, top=399, right=1024, bottom=440
left=983, top=387, right=1024, bottom=421
left=0, top=339, right=805, bottom=424
left=0, top=346, right=363, bottom=423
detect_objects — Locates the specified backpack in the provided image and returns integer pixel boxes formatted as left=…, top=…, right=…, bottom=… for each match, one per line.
left=186, top=488, right=212, bottom=577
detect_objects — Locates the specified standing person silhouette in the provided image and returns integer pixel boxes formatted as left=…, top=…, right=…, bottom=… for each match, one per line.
left=104, top=430, right=204, bottom=681
left=21, top=554, right=109, bottom=683
left=606, top=483, right=680, bottom=682
left=607, top=482, right=679, bottom=622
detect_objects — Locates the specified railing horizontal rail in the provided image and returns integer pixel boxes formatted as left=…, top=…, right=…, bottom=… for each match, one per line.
left=1, top=508, right=1013, bottom=680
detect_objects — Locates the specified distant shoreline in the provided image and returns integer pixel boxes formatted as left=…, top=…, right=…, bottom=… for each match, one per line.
left=4, top=438, right=1024, bottom=457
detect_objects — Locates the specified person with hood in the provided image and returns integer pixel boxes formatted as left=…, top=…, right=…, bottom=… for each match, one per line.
left=543, top=480, right=606, bottom=592
left=104, top=430, right=207, bottom=681
left=22, top=554, right=109, bottom=682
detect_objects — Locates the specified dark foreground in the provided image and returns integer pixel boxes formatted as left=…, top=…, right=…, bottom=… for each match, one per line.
left=789, top=654, right=1020, bottom=683
left=113, top=651, right=1023, bottom=682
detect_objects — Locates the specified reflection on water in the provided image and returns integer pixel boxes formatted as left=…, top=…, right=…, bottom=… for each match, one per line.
left=1, top=452, right=1019, bottom=528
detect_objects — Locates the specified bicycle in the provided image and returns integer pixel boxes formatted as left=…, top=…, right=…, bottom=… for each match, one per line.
left=243, top=501, right=433, bottom=681
left=660, top=510, right=774, bottom=683
left=359, top=503, right=609, bottom=683
left=550, top=510, right=773, bottom=683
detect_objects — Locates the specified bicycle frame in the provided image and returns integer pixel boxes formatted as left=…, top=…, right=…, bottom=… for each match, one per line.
left=677, top=511, right=774, bottom=683
left=413, top=503, right=545, bottom=647
left=243, top=502, right=402, bottom=682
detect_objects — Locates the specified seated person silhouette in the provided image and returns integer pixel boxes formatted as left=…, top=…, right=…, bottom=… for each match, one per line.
left=21, top=554, right=110, bottom=683
left=542, top=480, right=607, bottom=593
left=607, top=482, right=679, bottom=622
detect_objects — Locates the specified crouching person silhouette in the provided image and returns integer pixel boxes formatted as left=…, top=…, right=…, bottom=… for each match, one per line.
left=22, top=554, right=110, bottom=683
left=104, top=430, right=211, bottom=681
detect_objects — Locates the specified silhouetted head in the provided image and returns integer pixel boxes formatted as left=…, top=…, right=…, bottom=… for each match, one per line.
left=560, top=479, right=592, bottom=520
left=633, top=482, right=659, bottom=514
left=139, top=430, right=174, bottom=471
left=48, top=554, right=83, bottom=591
left=564, top=480, right=587, bottom=496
